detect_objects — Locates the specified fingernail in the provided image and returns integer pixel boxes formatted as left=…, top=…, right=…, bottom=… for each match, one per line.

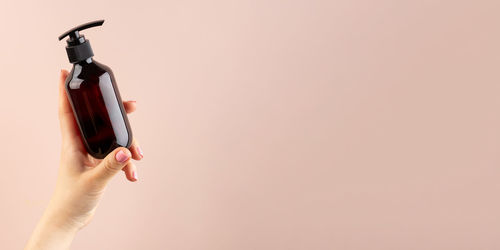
left=132, top=171, right=138, bottom=181
left=137, top=146, right=144, bottom=158
left=116, top=150, right=130, bottom=163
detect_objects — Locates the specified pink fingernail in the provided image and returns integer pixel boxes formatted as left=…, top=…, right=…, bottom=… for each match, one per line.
left=137, top=146, right=144, bottom=158
left=115, top=150, right=129, bottom=163
left=133, top=171, right=138, bottom=181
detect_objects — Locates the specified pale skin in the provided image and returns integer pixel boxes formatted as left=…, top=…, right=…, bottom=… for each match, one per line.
left=25, top=70, right=143, bottom=250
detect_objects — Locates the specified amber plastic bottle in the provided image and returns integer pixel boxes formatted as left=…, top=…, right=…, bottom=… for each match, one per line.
left=58, top=20, right=132, bottom=159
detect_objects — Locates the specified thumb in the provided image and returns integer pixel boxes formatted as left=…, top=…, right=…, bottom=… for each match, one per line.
left=92, top=147, right=132, bottom=184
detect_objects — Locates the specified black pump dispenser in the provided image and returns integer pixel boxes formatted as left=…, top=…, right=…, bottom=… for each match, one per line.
left=58, top=20, right=104, bottom=63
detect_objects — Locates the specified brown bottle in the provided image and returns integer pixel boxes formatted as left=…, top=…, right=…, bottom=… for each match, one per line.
left=58, top=20, right=132, bottom=159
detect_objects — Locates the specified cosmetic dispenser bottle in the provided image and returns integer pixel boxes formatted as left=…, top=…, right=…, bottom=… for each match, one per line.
left=58, top=20, right=133, bottom=159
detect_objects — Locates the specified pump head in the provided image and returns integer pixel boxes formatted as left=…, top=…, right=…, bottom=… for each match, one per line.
left=58, top=20, right=105, bottom=63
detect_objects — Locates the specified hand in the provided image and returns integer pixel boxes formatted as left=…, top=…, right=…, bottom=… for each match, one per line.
left=25, top=70, right=143, bottom=249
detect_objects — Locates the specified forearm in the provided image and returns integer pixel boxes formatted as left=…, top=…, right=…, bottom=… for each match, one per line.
left=25, top=208, right=78, bottom=250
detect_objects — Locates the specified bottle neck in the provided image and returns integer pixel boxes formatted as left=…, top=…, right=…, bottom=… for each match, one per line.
left=75, top=57, right=93, bottom=65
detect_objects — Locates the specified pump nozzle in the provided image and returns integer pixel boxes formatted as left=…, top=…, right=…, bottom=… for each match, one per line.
left=58, top=20, right=105, bottom=63
left=58, top=20, right=104, bottom=41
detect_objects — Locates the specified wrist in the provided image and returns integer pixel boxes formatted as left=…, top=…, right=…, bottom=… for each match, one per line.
left=40, top=203, right=83, bottom=234
left=40, top=213, right=80, bottom=235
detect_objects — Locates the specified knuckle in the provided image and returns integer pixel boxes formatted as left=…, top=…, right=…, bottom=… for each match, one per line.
left=103, top=160, right=120, bottom=173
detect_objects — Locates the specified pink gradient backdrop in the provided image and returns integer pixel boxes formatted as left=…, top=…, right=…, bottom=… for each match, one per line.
left=1, top=0, right=500, bottom=249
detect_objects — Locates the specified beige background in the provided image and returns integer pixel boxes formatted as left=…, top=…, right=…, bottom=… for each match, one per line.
left=0, top=0, right=499, bottom=249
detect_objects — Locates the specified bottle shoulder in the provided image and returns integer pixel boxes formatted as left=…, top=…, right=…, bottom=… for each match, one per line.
left=91, top=60, right=114, bottom=74
left=66, top=60, right=115, bottom=90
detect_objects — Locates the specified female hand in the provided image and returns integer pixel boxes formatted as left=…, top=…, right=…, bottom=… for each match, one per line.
left=25, top=70, right=143, bottom=249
